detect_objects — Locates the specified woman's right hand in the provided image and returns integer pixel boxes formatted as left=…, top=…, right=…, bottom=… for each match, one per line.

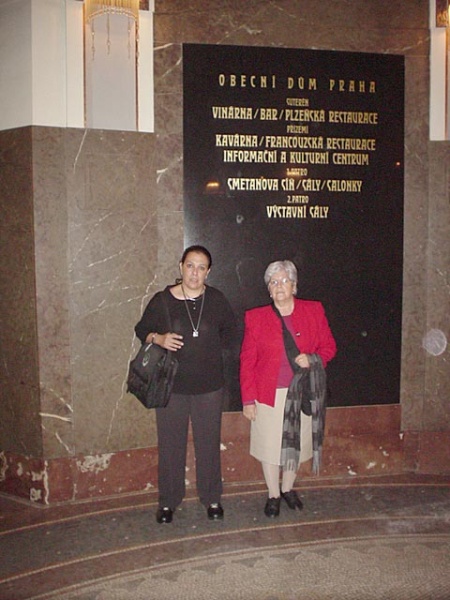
left=243, top=404, right=257, bottom=421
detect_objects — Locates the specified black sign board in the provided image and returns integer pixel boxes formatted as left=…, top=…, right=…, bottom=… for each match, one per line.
left=183, top=43, right=404, bottom=411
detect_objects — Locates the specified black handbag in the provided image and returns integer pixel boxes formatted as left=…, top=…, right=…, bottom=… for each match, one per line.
left=271, top=303, right=312, bottom=416
left=127, top=291, right=178, bottom=409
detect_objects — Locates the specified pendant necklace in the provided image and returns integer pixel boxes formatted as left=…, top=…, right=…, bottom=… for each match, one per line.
left=181, top=285, right=205, bottom=337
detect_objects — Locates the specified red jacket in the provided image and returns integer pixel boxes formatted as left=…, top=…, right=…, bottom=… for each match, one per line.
left=240, top=299, right=337, bottom=407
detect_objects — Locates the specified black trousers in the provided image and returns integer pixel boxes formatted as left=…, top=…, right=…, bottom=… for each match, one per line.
left=155, top=388, right=224, bottom=509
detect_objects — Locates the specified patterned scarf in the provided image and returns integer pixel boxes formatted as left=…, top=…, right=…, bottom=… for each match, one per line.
left=280, top=354, right=327, bottom=474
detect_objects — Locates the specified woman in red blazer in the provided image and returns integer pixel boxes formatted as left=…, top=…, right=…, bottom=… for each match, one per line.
left=240, top=260, right=336, bottom=517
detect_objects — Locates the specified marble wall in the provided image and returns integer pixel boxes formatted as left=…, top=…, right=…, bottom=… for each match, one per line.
left=0, top=128, right=42, bottom=457
left=151, top=0, right=449, bottom=469
left=0, top=0, right=449, bottom=505
left=1, top=128, right=165, bottom=502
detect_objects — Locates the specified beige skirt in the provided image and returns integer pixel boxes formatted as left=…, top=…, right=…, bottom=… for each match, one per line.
left=250, top=387, right=312, bottom=466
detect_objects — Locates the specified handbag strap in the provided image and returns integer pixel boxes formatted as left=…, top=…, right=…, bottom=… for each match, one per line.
left=161, top=288, right=173, bottom=332
left=156, top=289, right=175, bottom=361
left=271, top=303, right=300, bottom=372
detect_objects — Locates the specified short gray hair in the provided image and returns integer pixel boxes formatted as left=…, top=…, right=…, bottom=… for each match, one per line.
left=264, top=260, right=298, bottom=286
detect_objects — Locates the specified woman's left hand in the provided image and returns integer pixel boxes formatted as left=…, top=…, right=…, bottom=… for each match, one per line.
left=243, top=404, right=257, bottom=421
left=295, top=353, right=310, bottom=369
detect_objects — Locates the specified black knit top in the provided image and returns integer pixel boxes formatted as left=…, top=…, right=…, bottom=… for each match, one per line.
left=135, top=285, right=236, bottom=395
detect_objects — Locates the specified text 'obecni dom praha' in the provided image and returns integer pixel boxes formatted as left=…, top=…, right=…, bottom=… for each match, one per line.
left=217, top=74, right=377, bottom=94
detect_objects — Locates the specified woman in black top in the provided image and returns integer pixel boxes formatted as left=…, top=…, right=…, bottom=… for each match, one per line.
left=135, top=245, right=235, bottom=523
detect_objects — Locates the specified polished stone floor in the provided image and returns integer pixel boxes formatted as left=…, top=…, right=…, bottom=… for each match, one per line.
left=0, top=474, right=449, bottom=599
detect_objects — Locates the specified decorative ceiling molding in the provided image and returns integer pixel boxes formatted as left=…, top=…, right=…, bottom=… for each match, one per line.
left=75, top=0, right=149, bottom=9
left=436, top=0, right=449, bottom=26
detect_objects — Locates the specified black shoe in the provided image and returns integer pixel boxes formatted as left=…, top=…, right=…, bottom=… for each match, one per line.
left=264, top=496, right=281, bottom=518
left=156, top=506, right=173, bottom=523
left=207, top=502, right=224, bottom=520
left=281, top=489, right=304, bottom=510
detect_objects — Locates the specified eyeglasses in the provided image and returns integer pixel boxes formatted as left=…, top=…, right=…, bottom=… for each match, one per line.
left=268, top=278, right=292, bottom=287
